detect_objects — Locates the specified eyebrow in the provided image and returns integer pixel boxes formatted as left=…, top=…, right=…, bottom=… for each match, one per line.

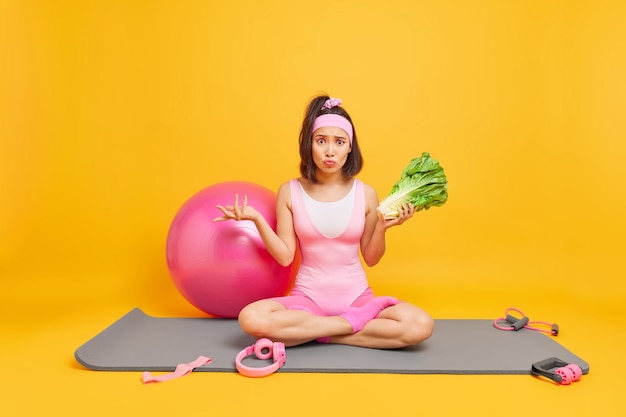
left=314, top=133, right=348, bottom=140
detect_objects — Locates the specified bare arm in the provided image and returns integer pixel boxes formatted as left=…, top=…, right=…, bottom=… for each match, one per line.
left=360, top=184, right=415, bottom=267
left=214, top=182, right=297, bottom=266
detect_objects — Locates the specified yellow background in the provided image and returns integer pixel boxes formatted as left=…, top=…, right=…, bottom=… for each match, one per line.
left=1, top=0, right=625, bottom=415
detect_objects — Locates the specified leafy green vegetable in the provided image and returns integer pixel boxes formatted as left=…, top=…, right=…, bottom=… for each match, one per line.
left=377, top=152, right=448, bottom=220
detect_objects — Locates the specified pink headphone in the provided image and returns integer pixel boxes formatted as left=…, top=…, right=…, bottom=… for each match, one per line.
left=235, top=338, right=286, bottom=377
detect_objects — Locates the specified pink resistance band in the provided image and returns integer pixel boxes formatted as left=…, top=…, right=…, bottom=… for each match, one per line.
left=142, top=356, right=212, bottom=384
left=312, top=114, right=353, bottom=145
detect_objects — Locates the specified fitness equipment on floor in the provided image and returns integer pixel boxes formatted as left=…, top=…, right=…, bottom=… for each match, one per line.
left=235, top=338, right=286, bottom=377
left=531, top=357, right=583, bottom=385
left=493, top=307, right=559, bottom=336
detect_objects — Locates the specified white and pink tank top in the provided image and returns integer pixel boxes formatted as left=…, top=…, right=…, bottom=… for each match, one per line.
left=289, top=178, right=369, bottom=315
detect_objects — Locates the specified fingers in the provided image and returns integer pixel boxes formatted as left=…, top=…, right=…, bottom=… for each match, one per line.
left=232, top=194, right=249, bottom=220
left=384, top=203, right=415, bottom=227
left=405, top=202, right=415, bottom=217
left=212, top=204, right=232, bottom=222
left=398, top=203, right=415, bottom=222
left=213, top=194, right=249, bottom=222
left=233, top=194, right=241, bottom=219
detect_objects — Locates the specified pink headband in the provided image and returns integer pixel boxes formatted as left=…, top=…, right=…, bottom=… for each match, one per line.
left=312, top=114, right=354, bottom=145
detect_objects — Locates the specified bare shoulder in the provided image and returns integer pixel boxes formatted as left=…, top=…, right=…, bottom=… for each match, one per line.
left=276, top=180, right=293, bottom=208
left=277, top=180, right=291, bottom=194
left=360, top=181, right=380, bottom=213
left=361, top=182, right=379, bottom=202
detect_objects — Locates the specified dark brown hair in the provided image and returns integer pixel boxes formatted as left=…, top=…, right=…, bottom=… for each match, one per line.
left=298, top=94, right=363, bottom=183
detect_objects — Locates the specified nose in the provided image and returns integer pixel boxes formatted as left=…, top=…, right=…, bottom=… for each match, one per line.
left=325, top=143, right=335, bottom=156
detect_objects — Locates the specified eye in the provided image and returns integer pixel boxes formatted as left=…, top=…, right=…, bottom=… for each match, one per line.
left=316, top=137, right=326, bottom=144
left=336, top=139, right=346, bottom=145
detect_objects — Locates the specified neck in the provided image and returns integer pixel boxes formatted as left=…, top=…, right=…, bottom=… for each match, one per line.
left=313, top=170, right=351, bottom=185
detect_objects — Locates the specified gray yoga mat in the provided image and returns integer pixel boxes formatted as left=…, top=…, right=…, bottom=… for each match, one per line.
left=75, top=308, right=589, bottom=374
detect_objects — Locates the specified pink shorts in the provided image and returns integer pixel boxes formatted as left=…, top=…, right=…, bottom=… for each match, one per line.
left=268, top=287, right=375, bottom=317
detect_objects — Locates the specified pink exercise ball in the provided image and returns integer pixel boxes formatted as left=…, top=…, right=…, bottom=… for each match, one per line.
left=166, top=181, right=299, bottom=318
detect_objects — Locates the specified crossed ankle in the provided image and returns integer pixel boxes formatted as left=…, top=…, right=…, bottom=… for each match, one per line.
left=339, top=296, right=398, bottom=334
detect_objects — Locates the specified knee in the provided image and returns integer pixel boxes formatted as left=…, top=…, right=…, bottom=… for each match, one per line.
left=238, top=302, right=273, bottom=339
left=402, top=311, right=434, bottom=346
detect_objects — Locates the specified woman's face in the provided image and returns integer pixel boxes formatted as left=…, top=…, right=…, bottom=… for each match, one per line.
left=311, top=126, right=352, bottom=175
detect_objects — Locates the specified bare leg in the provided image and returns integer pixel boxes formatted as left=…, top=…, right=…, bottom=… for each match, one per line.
left=330, top=303, right=434, bottom=349
left=238, top=299, right=433, bottom=349
left=238, top=299, right=354, bottom=346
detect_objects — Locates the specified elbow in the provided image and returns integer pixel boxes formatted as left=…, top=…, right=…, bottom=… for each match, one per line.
left=276, top=253, right=295, bottom=267
left=363, top=254, right=382, bottom=268
left=361, top=239, right=385, bottom=267
left=277, top=258, right=293, bottom=267
left=362, top=247, right=384, bottom=268
left=270, top=242, right=297, bottom=267
left=364, top=259, right=380, bottom=268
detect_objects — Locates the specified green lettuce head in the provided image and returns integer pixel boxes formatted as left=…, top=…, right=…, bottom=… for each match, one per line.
left=377, top=152, right=448, bottom=220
